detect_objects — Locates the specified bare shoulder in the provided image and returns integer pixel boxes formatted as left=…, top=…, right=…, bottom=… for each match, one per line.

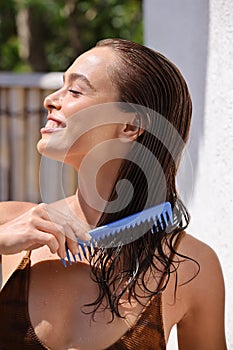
left=179, top=232, right=224, bottom=276
left=174, top=232, right=227, bottom=349
left=0, top=201, right=37, bottom=225
left=176, top=232, right=225, bottom=295
left=178, top=232, right=222, bottom=263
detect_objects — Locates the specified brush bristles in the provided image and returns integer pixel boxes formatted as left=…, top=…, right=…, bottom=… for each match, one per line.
left=62, top=204, right=175, bottom=265
left=79, top=207, right=173, bottom=251
left=74, top=203, right=174, bottom=262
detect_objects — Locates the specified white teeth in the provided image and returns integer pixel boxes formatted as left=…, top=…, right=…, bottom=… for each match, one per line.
left=45, top=120, right=63, bottom=129
left=45, top=120, right=57, bottom=128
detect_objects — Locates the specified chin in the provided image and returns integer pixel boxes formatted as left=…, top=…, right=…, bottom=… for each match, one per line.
left=37, top=138, right=66, bottom=162
left=37, top=138, right=46, bottom=155
left=37, top=137, right=49, bottom=157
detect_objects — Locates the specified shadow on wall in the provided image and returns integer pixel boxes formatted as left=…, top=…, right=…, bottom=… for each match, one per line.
left=143, top=0, right=209, bottom=207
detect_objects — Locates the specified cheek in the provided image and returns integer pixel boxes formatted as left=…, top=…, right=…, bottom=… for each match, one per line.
left=62, top=98, right=90, bottom=117
left=68, top=129, right=103, bottom=154
left=69, top=125, right=118, bottom=153
left=88, top=125, right=118, bottom=144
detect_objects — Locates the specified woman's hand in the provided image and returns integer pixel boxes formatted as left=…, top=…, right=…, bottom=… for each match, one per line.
left=0, top=203, right=91, bottom=259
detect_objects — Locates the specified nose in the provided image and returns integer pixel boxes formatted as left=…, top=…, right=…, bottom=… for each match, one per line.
left=43, top=90, right=62, bottom=112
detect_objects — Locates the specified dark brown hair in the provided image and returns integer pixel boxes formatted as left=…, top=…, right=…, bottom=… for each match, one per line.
left=84, top=38, right=195, bottom=320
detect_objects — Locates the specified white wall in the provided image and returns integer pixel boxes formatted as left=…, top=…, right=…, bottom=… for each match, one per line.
left=144, top=0, right=233, bottom=348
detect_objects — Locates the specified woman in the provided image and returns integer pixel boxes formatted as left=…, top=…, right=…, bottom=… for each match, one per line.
left=0, top=39, right=227, bottom=349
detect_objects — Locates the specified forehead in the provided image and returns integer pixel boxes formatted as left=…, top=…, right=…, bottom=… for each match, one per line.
left=65, top=47, right=117, bottom=88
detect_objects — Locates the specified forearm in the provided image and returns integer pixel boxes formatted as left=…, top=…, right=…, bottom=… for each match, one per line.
left=0, top=202, right=37, bottom=255
left=0, top=201, right=37, bottom=225
left=0, top=201, right=90, bottom=258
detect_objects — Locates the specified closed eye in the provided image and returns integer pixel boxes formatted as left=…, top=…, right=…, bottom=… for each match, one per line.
left=68, top=89, right=82, bottom=96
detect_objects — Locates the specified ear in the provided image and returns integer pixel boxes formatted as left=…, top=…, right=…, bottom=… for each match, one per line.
left=118, top=113, right=147, bottom=142
left=118, top=123, right=144, bottom=143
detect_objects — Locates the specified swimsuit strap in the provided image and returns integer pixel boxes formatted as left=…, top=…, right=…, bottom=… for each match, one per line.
left=17, top=250, right=32, bottom=270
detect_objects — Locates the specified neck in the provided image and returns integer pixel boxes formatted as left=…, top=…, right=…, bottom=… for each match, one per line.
left=75, top=158, right=124, bottom=226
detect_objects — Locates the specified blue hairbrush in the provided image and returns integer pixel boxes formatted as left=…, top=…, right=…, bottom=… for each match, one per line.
left=61, top=201, right=173, bottom=266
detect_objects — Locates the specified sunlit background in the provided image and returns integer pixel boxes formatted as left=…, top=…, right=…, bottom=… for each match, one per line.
left=0, top=1, right=233, bottom=349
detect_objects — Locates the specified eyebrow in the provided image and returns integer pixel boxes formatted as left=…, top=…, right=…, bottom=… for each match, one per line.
left=63, top=72, right=96, bottom=91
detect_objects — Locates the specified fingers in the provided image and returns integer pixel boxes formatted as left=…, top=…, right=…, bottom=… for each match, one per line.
left=27, top=213, right=66, bottom=257
left=28, top=230, right=60, bottom=255
left=66, top=236, right=78, bottom=257
left=36, top=203, right=92, bottom=240
left=30, top=203, right=92, bottom=259
left=38, top=202, right=92, bottom=240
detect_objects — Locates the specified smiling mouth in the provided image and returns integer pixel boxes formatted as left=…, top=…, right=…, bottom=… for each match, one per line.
left=40, top=119, right=66, bottom=133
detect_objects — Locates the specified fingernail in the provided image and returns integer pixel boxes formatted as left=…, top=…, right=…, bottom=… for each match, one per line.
left=72, top=253, right=77, bottom=263
left=61, top=258, right=67, bottom=268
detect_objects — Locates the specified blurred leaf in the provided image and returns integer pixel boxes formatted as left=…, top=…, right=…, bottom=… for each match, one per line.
left=0, top=0, right=143, bottom=72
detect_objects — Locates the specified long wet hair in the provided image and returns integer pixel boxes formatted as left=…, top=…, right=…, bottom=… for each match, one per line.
left=84, top=39, right=195, bottom=320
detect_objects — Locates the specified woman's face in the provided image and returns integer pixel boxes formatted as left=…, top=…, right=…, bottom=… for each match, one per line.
left=37, top=47, right=131, bottom=167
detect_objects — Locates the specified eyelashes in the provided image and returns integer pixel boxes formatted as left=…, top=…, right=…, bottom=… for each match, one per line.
left=68, top=89, right=82, bottom=97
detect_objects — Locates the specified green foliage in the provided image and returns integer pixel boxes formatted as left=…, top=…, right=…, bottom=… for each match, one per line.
left=0, top=0, right=143, bottom=72
left=0, top=0, right=19, bottom=70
